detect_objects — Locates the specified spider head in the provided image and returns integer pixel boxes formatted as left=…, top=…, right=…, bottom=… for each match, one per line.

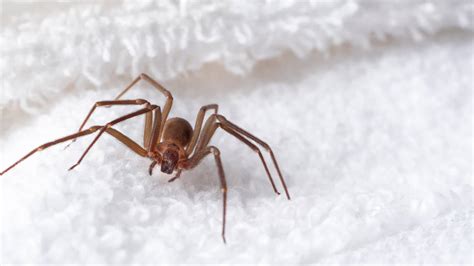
left=160, top=148, right=179, bottom=174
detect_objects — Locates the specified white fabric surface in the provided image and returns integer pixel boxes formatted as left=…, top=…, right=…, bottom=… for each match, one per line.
left=1, top=1, right=472, bottom=264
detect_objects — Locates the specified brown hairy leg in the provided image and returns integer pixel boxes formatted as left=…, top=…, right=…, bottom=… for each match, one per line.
left=65, top=99, right=152, bottom=149
left=1, top=126, right=101, bottom=176
left=114, top=73, right=173, bottom=141
left=193, top=114, right=283, bottom=196
left=68, top=105, right=159, bottom=170
left=186, top=104, right=219, bottom=157
left=216, top=115, right=291, bottom=200
left=146, top=107, right=164, bottom=176
left=183, top=145, right=227, bottom=243
left=0, top=124, right=150, bottom=176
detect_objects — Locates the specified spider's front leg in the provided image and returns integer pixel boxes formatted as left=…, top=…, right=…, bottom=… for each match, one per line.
left=181, top=146, right=228, bottom=243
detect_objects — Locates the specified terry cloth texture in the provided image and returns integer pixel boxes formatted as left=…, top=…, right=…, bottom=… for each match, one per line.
left=1, top=0, right=472, bottom=264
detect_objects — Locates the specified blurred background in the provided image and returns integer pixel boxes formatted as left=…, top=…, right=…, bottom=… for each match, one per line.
left=1, top=0, right=472, bottom=264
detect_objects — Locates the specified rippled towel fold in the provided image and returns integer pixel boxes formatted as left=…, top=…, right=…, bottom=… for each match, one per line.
left=0, top=1, right=472, bottom=264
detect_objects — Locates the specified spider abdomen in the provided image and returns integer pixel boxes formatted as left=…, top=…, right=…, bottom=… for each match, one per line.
left=162, top=117, right=193, bottom=148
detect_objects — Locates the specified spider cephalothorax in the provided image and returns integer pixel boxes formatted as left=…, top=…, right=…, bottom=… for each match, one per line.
left=0, top=73, right=291, bottom=243
left=160, top=145, right=180, bottom=174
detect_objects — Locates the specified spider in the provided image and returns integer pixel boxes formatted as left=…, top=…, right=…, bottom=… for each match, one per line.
left=0, top=73, right=291, bottom=243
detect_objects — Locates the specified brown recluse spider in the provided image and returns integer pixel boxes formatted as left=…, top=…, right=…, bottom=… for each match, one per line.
left=0, top=73, right=291, bottom=243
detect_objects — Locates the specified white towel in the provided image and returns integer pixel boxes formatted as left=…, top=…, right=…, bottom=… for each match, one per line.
left=1, top=1, right=472, bottom=263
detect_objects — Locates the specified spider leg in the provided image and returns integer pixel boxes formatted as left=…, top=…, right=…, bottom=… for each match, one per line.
left=186, top=104, right=219, bottom=157
left=114, top=73, right=173, bottom=141
left=182, top=146, right=227, bottom=243
left=216, top=115, right=291, bottom=200
left=220, top=124, right=281, bottom=195
left=65, top=99, right=152, bottom=149
left=167, top=169, right=182, bottom=182
left=147, top=105, right=162, bottom=152
left=102, top=127, right=148, bottom=157
left=0, top=126, right=101, bottom=175
left=68, top=105, right=159, bottom=171
left=148, top=161, right=157, bottom=175
left=193, top=115, right=283, bottom=197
